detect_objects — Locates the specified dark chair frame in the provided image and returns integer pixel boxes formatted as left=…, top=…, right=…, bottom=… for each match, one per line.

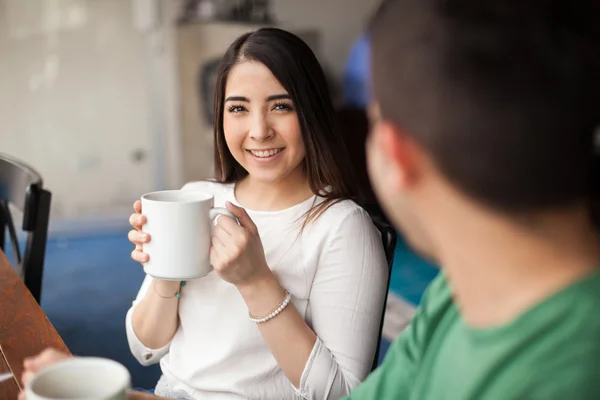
left=336, top=106, right=399, bottom=371
left=370, top=213, right=397, bottom=371
left=0, top=153, right=52, bottom=304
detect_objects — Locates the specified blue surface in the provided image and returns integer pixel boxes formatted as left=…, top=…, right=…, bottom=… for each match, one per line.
left=343, top=35, right=371, bottom=108
left=6, top=227, right=436, bottom=388
left=42, top=231, right=162, bottom=389
left=378, top=338, right=391, bottom=365
left=390, top=236, right=439, bottom=305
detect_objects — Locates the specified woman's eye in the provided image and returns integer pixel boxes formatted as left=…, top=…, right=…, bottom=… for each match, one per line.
left=227, top=105, right=246, bottom=113
left=273, top=102, right=293, bottom=112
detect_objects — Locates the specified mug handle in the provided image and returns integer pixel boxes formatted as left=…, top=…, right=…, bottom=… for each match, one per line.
left=209, top=207, right=238, bottom=227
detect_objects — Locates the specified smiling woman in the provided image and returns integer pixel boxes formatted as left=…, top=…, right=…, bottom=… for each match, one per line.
left=121, top=27, right=389, bottom=400
left=16, top=27, right=389, bottom=400
left=221, top=61, right=306, bottom=190
left=213, top=28, right=358, bottom=220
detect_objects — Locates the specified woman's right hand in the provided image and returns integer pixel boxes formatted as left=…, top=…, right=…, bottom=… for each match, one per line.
left=129, top=200, right=150, bottom=263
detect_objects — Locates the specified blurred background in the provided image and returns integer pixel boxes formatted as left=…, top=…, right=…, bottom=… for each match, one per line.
left=0, top=0, right=437, bottom=388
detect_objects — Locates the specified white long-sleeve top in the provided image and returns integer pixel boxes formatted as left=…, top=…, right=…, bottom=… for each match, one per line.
left=125, top=181, right=388, bottom=400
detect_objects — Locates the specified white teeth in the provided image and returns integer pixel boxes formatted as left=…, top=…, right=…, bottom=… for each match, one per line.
left=250, top=148, right=283, bottom=158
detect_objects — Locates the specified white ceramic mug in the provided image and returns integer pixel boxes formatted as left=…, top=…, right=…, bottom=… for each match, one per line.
left=141, top=189, right=235, bottom=280
left=25, top=357, right=130, bottom=400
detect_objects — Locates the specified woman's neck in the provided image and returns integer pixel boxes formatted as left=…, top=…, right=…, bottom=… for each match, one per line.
left=235, top=172, right=314, bottom=212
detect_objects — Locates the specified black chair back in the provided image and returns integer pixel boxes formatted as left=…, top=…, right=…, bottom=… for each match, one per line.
left=0, top=153, right=52, bottom=304
left=370, top=214, right=397, bottom=371
left=335, top=106, right=399, bottom=371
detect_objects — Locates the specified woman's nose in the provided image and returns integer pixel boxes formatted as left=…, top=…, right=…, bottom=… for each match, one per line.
left=249, top=115, right=274, bottom=141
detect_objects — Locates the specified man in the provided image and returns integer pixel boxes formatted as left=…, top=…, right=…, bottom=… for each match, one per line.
left=19, top=0, right=600, bottom=399
left=345, top=0, right=600, bottom=398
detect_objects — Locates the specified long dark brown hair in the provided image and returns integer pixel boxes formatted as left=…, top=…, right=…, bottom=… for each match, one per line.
left=213, top=27, right=359, bottom=226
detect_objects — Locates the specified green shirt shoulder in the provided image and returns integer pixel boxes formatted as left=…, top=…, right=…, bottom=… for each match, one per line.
left=346, top=271, right=600, bottom=400
left=345, top=273, right=454, bottom=399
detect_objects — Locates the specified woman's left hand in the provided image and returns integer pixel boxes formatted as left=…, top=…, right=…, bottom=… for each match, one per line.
left=211, top=202, right=272, bottom=287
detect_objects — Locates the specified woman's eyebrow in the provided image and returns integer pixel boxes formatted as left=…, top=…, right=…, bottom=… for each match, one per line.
left=266, top=94, right=291, bottom=102
left=225, top=96, right=249, bottom=102
left=224, top=94, right=291, bottom=102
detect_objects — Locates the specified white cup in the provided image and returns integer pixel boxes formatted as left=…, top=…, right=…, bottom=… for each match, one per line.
left=25, top=357, right=130, bottom=400
left=140, top=189, right=235, bottom=280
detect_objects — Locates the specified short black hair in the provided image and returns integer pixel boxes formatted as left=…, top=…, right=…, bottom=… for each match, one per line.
left=369, top=0, right=600, bottom=212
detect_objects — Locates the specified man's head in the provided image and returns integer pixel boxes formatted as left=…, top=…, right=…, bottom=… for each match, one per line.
left=367, top=0, right=600, bottom=258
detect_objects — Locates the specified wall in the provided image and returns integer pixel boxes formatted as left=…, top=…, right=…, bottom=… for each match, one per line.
left=0, top=0, right=158, bottom=221
left=0, top=0, right=379, bottom=223
left=272, top=0, right=380, bottom=86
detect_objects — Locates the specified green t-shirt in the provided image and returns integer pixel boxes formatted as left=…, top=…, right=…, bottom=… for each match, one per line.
left=346, top=271, right=600, bottom=400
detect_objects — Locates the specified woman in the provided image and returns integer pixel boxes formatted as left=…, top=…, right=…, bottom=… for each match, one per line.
left=21, top=28, right=388, bottom=400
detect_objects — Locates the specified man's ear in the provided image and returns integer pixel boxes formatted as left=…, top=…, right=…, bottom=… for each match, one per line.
left=369, top=120, right=421, bottom=191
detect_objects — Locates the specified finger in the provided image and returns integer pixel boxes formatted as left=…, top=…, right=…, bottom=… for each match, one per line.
left=23, top=355, right=34, bottom=368
left=23, top=348, right=69, bottom=376
left=216, top=214, right=242, bottom=235
left=213, top=223, right=233, bottom=245
left=226, top=202, right=257, bottom=233
left=209, top=241, right=229, bottom=269
left=209, top=245, right=220, bottom=267
left=18, top=391, right=25, bottom=400
left=128, top=230, right=150, bottom=245
left=129, top=213, right=147, bottom=230
left=211, top=232, right=226, bottom=251
left=134, top=200, right=142, bottom=214
left=131, top=249, right=150, bottom=263
left=21, top=371, right=34, bottom=387
left=34, top=348, right=68, bottom=368
left=23, top=349, right=49, bottom=369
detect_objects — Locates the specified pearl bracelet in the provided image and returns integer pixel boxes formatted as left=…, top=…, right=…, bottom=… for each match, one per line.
left=249, top=290, right=292, bottom=324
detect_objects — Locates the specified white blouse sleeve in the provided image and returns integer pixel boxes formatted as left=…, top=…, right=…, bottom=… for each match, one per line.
left=125, top=275, right=172, bottom=366
left=126, top=181, right=199, bottom=366
left=295, top=208, right=389, bottom=399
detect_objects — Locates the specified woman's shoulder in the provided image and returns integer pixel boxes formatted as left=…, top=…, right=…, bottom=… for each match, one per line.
left=312, top=198, right=375, bottom=232
left=307, top=199, right=386, bottom=262
left=181, top=179, right=234, bottom=195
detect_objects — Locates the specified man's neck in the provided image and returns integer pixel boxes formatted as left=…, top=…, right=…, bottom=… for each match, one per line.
left=428, top=201, right=600, bottom=328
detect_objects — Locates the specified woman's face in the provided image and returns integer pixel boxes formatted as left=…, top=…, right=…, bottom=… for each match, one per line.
left=222, top=61, right=306, bottom=185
